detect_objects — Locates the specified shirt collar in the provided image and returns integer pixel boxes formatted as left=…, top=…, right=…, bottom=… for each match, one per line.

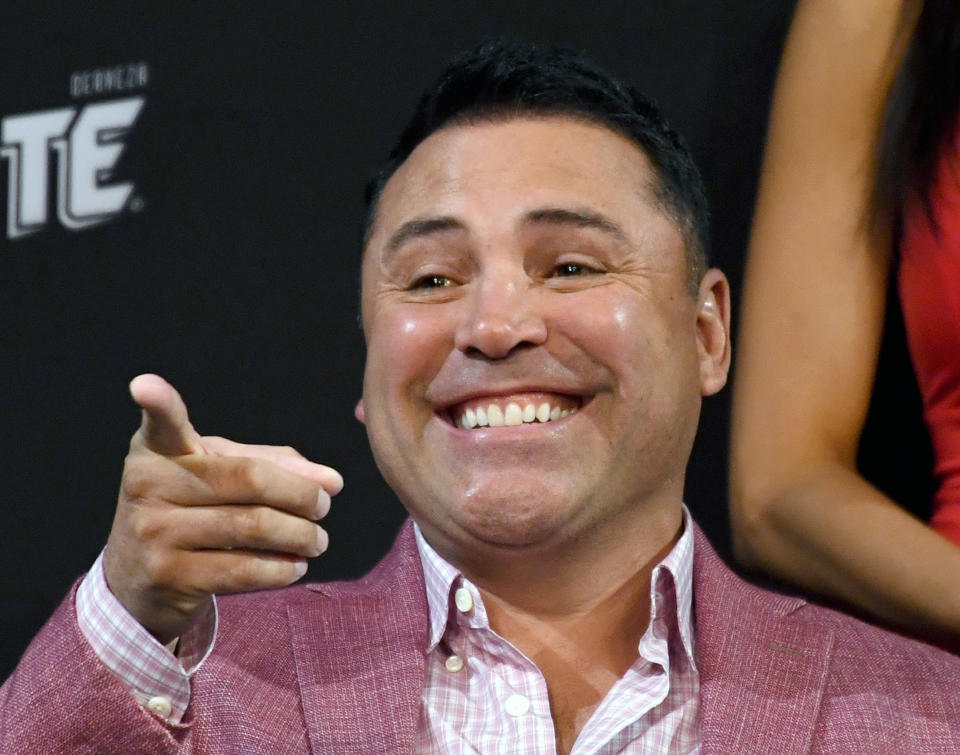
left=413, top=506, right=697, bottom=664
left=414, top=523, right=486, bottom=650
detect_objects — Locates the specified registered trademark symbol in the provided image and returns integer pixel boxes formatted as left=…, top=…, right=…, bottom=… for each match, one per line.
left=129, top=196, right=145, bottom=212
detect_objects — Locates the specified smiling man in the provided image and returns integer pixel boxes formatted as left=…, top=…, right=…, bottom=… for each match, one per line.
left=4, top=39, right=960, bottom=754
left=360, top=115, right=724, bottom=571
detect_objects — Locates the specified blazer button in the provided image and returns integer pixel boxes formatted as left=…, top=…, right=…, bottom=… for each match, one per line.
left=146, top=695, right=173, bottom=718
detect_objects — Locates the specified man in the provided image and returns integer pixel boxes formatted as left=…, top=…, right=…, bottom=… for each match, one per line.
left=3, top=39, right=960, bottom=754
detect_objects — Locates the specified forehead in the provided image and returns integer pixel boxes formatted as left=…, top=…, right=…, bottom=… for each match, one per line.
left=366, top=116, right=674, bottom=250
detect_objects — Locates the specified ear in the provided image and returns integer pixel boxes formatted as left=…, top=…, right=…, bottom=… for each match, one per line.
left=354, top=398, right=366, bottom=424
left=695, top=268, right=732, bottom=397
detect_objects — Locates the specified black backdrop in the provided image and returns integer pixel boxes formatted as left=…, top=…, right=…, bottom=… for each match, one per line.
left=1, top=1, right=799, bottom=677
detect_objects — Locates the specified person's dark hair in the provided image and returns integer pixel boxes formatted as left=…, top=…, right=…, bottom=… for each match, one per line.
left=362, top=38, right=709, bottom=293
left=872, top=0, right=960, bottom=238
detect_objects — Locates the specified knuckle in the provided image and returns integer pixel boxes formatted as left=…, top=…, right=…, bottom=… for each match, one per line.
left=236, top=506, right=269, bottom=543
left=122, top=462, right=157, bottom=501
left=225, top=556, right=260, bottom=588
left=130, top=511, right=165, bottom=544
left=142, top=549, right=175, bottom=587
left=279, top=445, right=304, bottom=459
left=233, top=458, right=267, bottom=495
left=166, top=595, right=205, bottom=620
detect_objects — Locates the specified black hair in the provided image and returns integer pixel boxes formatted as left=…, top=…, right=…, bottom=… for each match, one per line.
left=362, top=38, right=709, bottom=292
left=872, top=0, right=960, bottom=237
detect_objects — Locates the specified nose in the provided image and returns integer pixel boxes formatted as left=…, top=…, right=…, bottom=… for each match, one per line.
left=453, top=269, right=547, bottom=358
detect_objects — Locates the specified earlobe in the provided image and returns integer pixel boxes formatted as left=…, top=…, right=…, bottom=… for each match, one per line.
left=696, top=269, right=732, bottom=396
left=354, top=399, right=366, bottom=424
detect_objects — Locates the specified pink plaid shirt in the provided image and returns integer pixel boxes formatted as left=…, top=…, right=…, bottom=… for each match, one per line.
left=76, top=551, right=217, bottom=721
left=77, top=512, right=700, bottom=752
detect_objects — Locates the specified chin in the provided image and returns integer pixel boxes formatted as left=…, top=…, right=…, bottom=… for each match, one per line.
left=447, top=489, right=584, bottom=549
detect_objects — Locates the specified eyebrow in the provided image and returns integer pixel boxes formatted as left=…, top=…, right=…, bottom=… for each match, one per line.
left=382, top=206, right=629, bottom=261
left=522, top=207, right=629, bottom=244
left=384, top=216, right=465, bottom=258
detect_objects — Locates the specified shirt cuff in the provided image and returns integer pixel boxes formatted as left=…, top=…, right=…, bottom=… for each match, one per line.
left=75, top=550, right=217, bottom=723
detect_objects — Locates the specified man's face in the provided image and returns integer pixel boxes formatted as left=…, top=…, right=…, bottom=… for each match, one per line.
left=358, top=116, right=729, bottom=564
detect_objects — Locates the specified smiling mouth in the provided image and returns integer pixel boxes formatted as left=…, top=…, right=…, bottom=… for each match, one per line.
left=445, top=393, right=584, bottom=430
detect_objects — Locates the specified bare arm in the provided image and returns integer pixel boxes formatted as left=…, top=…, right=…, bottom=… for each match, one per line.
left=730, top=0, right=960, bottom=646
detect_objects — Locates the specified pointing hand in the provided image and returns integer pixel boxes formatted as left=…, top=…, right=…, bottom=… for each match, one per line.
left=102, top=374, right=343, bottom=643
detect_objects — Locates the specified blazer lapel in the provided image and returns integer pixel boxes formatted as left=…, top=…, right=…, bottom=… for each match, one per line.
left=288, top=522, right=428, bottom=754
left=693, top=527, right=833, bottom=755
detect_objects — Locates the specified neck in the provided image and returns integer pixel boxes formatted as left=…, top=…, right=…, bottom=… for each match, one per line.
left=463, top=506, right=684, bottom=753
left=460, top=502, right=683, bottom=615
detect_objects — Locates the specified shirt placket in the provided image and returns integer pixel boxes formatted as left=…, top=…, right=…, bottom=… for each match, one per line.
left=451, top=578, right=557, bottom=753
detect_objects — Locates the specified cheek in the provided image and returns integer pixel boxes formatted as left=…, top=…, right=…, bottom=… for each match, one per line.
left=365, top=305, right=453, bottom=396
left=553, top=291, right=648, bottom=367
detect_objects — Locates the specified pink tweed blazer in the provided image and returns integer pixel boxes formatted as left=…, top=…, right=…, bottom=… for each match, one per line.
left=3, top=520, right=960, bottom=753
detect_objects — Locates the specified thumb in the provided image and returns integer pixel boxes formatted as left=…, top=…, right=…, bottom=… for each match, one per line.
left=129, top=374, right=204, bottom=455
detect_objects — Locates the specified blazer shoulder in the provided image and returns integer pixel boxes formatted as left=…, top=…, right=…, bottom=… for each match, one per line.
left=796, top=598, right=960, bottom=678
left=692, top=524, right=960, bottom=750
left=695, top=523, right=960, bottom=674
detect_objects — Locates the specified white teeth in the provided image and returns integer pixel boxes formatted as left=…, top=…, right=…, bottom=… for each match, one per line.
left=536, top=403, right=551, bottom=422
left=457, top=400, right=580, bottom=429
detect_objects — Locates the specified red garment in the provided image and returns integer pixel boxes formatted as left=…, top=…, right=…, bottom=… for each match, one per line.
left=899, top=137, right=960, bottom=546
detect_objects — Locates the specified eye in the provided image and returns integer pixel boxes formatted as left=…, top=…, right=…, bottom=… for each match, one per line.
left=553, top=262, right=599, bottom=277
left=409, top=274, right=454, bottom=290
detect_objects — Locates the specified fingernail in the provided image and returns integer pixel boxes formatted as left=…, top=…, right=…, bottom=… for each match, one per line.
left=315, top=490, right=331, bottom=519
left=315, top=526, right=329, bottom=555
left=294, top=561, right=308, bottom=578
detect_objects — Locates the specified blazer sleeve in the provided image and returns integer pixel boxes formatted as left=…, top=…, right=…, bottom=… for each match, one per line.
left=0, top=581, right=189, bottom=755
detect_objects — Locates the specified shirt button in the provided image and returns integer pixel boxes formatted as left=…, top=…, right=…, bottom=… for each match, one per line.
left=146, top=695, right=172, bottom=718
left=504, top=693, right=530, bottom=717
left=445, top=654, right=465, bottom=673
left=454, top=587, right=474, bottom=613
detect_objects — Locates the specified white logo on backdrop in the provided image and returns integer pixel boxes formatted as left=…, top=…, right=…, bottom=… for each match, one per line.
left=1, top=62, right=148, bottom=240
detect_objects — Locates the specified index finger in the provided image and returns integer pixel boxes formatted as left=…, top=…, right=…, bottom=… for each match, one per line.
left=202, top=436, right=344, bottom=495
left=129, top=374, right=204, bottom=456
